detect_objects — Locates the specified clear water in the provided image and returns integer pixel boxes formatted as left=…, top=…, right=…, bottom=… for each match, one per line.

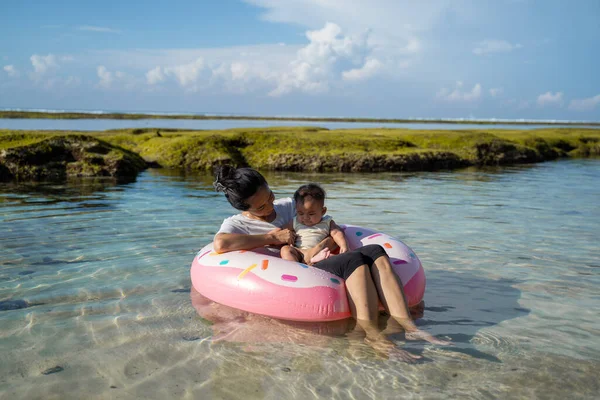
left=1, top=160, right=599, bottom=399
left=1, top=118, right=597, bottom=131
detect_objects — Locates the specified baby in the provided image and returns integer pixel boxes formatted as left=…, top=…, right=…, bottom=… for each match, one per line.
left=281, top=183, right=349, bottom=264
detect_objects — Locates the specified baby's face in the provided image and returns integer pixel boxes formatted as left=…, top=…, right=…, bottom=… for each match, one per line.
left=296, top=199, right=326, bottom=227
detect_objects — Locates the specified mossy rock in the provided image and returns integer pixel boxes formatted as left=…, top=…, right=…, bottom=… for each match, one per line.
left=473, top=139, right=540, bottom=166
left=0, top=135, right=147, bottom=182
left=264, top=151, right=468, bottom=172
left=2, top=127, right=599, bottom=177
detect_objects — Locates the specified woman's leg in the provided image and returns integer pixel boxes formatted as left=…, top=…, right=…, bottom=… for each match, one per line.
left=345, top=265, right=379, bottom=321
left=363, top=245, right=451, bottom=345
left=345, top=264, right=421, bottom=362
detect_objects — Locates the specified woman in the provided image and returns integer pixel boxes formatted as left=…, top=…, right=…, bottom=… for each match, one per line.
left=213, top=166, right=450, bottom=359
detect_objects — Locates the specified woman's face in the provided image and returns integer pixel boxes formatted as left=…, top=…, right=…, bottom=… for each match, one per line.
left=245, top=185, right=275, bottom=218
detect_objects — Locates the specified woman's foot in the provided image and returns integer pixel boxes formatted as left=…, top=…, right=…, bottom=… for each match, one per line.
left=364, top=336, right=422, bottom=363
left=310, top=248, right=331, bottom=263
left=394, top=317, right=452, bottom=345
left=405, top=329, right=452, bottom=346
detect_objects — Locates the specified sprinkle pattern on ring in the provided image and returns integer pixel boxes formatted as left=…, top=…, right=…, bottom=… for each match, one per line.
left=383, top=242, right=392, bottom=249
left=366, top=233, right=382, bottom=240
left=219, top=260, right=229, bottom=265
left=330, top=278, right=340, bottom=285
left=355, top=231, right=363, bottom=237
left=261, top=260, right=269, bottom=270
left=393, top=259, right=408, bottom=265
left=237, top=264, right=258, bottom=280
left=281, top=274, right=298, bottom=282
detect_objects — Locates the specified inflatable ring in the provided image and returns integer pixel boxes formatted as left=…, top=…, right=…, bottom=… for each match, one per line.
left=190, top=225, right=426, bottom=322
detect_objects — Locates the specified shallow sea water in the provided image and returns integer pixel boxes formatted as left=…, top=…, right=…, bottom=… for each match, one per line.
left=1, top=159, right=599, bottom=399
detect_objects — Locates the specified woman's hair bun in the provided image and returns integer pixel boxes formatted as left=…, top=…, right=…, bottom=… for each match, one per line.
left=212, top=165, right=268, bottom=211
left=213, top=165, right=236, bottom=192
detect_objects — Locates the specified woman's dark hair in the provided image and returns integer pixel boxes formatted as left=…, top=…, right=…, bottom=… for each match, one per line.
left=213, top=165, right=268, bottom=211
left=294, top=183, right=326, bottom=204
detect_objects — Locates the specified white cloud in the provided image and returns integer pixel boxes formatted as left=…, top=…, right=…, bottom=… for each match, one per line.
left=230, top=62, right=249, bottom=80
left=30, top=54, right=59, bottom=75
left=140, top=22, right=387, bottom=95
left=132, top=46, right=289, bottom=94
left=146, top=66, right=165, bottom=85
left=342, top=58, right=382, bottom=81
left=244, top=0, right=472, bottom=37
left=145, top=58, right=207, bottom=89
left=537, top=91, right=563, bottom=107
left=97, top=66, right=113, bottom=87
left=242, top=1, right=454, bottom=71
left=473, top=40, right=523, bottom=55
left=77, top=25, right=121, bottom=34
left=3, top=65, right=20, bottom=77
left=96, top=66, right=133, bottom=89
left=211, top=61, right=277, bottom=94
left=168, top=58, right=205, bottom=87
left=568, top=95, right=600, bottom=112
left=269, top=22, right=380, bottom=96
left=436, top=82, right=482, bottom=102
left=405, top=38, right=421, bottom=53
left=78, top=11, right=422, bottom=97
left=489, top=87, right=503, bottom=97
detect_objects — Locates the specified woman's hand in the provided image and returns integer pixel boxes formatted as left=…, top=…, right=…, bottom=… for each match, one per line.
left=268, top=228, right=296, bottom=245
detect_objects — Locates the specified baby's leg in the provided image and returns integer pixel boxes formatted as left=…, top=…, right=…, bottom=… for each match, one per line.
left=281, top=245, right=302, bottom=262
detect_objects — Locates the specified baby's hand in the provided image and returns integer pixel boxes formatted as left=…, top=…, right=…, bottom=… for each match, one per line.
left=339, top=246, right=348, bottom=254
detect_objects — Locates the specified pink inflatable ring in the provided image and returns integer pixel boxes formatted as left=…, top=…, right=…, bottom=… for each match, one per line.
left=190, top=225, right=426, bottom=322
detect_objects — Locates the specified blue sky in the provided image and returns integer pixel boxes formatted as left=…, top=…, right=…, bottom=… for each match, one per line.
left=1, top=0, right=599, bottom=120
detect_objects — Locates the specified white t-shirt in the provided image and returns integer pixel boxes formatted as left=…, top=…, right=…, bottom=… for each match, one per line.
left=216, top=197, right=295, bottom=236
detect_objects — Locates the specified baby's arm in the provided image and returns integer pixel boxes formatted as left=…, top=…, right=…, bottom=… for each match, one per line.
left=330, top=220, right=349, bottom=253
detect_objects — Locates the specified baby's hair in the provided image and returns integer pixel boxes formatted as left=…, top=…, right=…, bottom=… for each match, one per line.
left=213, top=165, right=267, bottom=211
left=294, top=183, right=326, bottom=204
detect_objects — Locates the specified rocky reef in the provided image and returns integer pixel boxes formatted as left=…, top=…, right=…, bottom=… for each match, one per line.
left=1, top=127, right=599, bottom=181
left=0, top=135, right=147, bottom=182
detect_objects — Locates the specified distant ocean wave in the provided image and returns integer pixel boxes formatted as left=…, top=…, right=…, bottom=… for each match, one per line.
left=0, top=107, right=596, bottom=124
left=0, top=107, right=253, bottom=117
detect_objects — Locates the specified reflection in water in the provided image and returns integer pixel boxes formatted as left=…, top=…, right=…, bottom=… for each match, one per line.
left=190, top=289, right=353, bottom=345
left=189, top=264, right=528, bottom=363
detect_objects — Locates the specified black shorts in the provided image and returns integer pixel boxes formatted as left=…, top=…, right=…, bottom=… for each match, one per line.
left=312, top=244, right=387, bottom=280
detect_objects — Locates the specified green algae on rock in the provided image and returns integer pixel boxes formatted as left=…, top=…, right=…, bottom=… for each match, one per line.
left=1, top=127, right=599, bottom=179
left=0, top=135, right=147, bottom=182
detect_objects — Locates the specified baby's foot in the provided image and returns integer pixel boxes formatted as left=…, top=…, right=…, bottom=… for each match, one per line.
left=310, top=248, right=331, bottom=263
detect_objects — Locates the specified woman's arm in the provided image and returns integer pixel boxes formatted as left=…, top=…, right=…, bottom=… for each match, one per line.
left=213, top=229, right=295, bottom=253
